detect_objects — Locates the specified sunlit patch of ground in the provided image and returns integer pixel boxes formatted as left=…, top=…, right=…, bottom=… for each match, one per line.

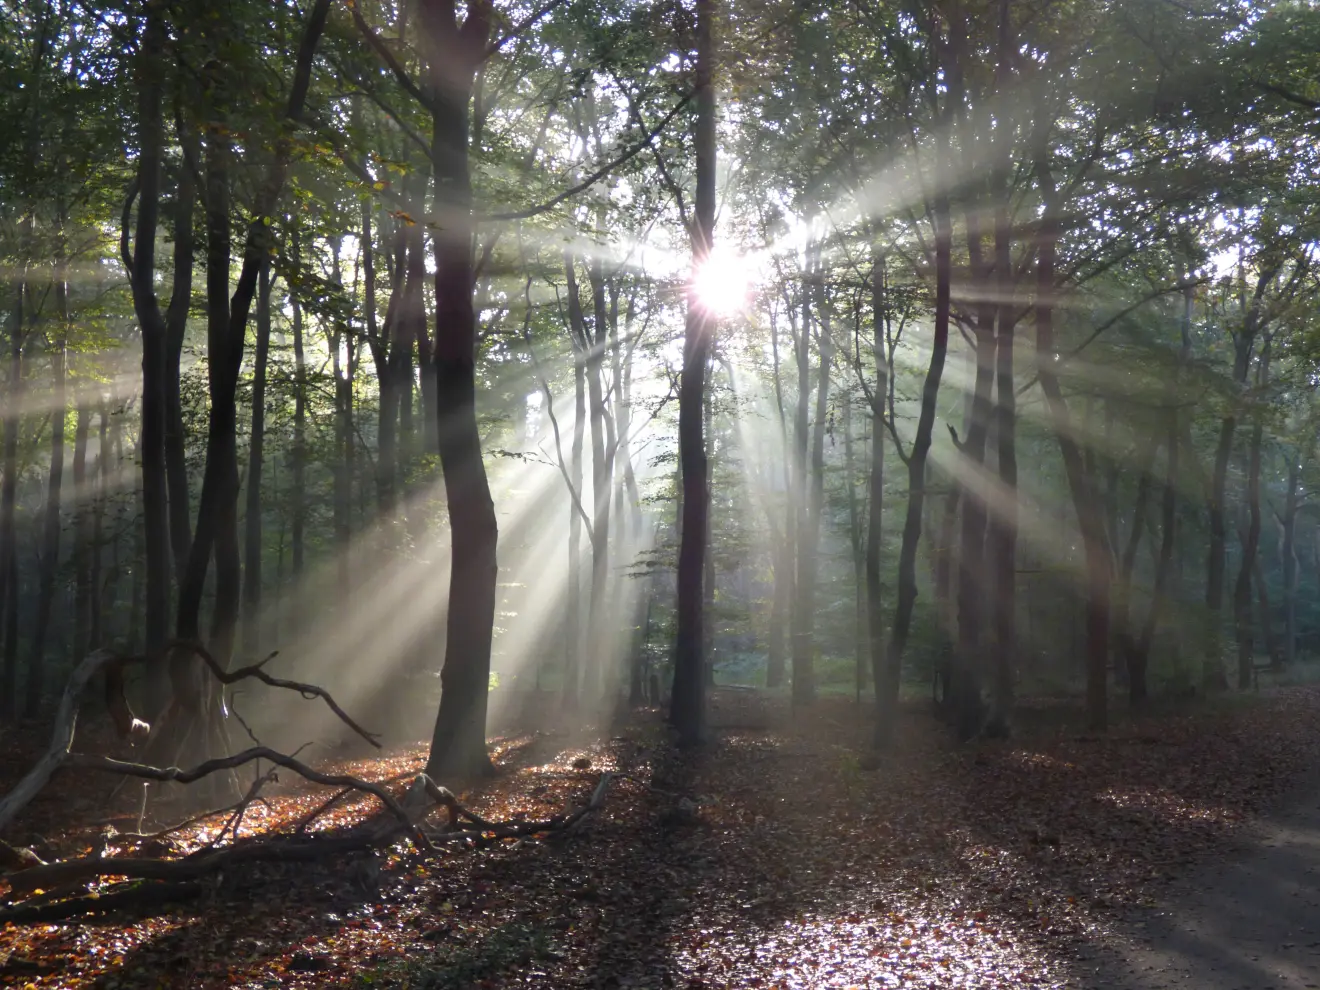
left=4, top=686, right=1320, bottom=988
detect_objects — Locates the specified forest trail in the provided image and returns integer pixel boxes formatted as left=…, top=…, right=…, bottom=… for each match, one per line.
left=1076, top=772, right=1320, bottom=990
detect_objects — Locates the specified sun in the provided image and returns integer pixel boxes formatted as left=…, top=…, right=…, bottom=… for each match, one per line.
left=691, top=246, right=754, bottom=317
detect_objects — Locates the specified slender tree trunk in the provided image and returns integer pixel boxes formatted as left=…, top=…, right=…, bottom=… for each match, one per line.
left=1127, top=416, right=1180, bottom=704
left=865, top=255, right=888, bottom=710
left=0, top=268, right=23, bottom=718
left=766, top=305, right=791, bottom=689
left=290, top=229, right=306, bottom=584
left=877, top=164, right=953, bottom=745
left=1234, top=334, right=1270, bottom=688
left=174, top=0, right=330, bottom=736
left=421, top=0, right=499, bottom=780
left=585, top=259, right=614, bottom=702
left=704, top=360, right=717, bottom=687
left=1035, top=155, right=1111, bottom=733
left=954, top=229, right=996, bottom=740
left=72, top=400, right=92, bottom=661
left=1282, top=455, right=1300, bottom=666
left=26, top=279, right=69, bottom=715
left=165, top=121, right=197, bottom=583
left=669, top=0, right=716, bottom=746
left=89, top=402, right=109, bottom=651
left=127, top=9, right=172, bottom=662
left=241, top=260, right=273, bottom=655
left=561, top=259, right=589, bottom=710
left=843, top=385, right=866, bottom=701
left=987, top=2, right=1018, bottom=733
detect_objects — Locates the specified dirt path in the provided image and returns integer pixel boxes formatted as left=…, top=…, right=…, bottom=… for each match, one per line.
left=1076, top=780, right=1320, bottom=990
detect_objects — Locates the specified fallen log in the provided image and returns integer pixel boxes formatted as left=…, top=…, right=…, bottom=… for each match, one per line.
left=2, top=772, right=620, bottom=912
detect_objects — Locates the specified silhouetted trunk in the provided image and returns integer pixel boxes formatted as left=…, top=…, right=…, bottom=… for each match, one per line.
left=176, top=108, right=242, bottom=665
left=766, top=304, right=791, bottom=689
left=1113, top=442, right=1157, bottom=686
left=843, top=387, right=866, bottom=701
left=866, top=255, right=888, bottom=710
left=242, top=260, right=273, bottom=655
left=953, top=213, right=996, bottom=740
left=72, top=401, right=92, bottom=661
left=1234, top=333, right=1270, bottom=688
left=330, top=238, right=352, bottom=606
left=1253, top=556, right=1281, bottom=669
left=1127, top=417, right=1179, bottom=705
left=987, top=7, right=1018, bottom=733
left=704, top=362, right=716, bottom=687
left=1281, top=455, right=1300, bottom=666
left=561, top=258, right=589, bottom=710
left=586, top=258, right=613, bottom=701
left=878, top=171, right=952, bottom=745
left=174, top=0, right=330, bottom=730
left=26, top=279, right=69, bottom=715
left=1035, top=155, right=1111, bottom=733
left=291, top=228, right=306, bottom=582
left=669, top=0, right=715, bottom=747
left=1206, top=276, right=1267, bottom=689
left=374, top=208, right=405, bottom=516
left=90, top=402, right=110, bottom=651
left=127, top=9, right=172, bottom=661
left=421, top=0, right=498, bottom=780
left=795, top=275, right=831, bottom=705
left=165, top=121, right=197, bottom=583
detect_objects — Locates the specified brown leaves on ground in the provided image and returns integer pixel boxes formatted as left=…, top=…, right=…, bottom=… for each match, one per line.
left=3, top=686, right=1320, bottom=989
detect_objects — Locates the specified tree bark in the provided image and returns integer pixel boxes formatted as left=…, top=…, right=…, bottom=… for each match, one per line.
left=72, top=400, right=92, bottom=662
left=1233, top=333, right=1270, bottom=688
left=126, top=9, right=172, bottom=662
left=669, top=0, right=716, bottom=747
left=865, top=254, right=888, bottom=712
left=1281, top=454, right=1300, bottom=666
left=26, top=275, right=69, bottom=716
left=165, top=121, right=197, bottom=584
left=420, top=0, right=499, bottom=780
left=986, top=0, right=1018, bottom=734
left=241, top=260, right=273, bottom=655
left=1034, top=155, right=1112, bottom=733
left=290, top=228, right=306, bottom=584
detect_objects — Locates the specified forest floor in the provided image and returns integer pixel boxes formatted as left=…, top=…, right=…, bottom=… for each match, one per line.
left=3, top=684, right=1320, bottom=988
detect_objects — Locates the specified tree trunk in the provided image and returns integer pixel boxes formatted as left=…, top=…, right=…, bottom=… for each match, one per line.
left=1127, top=417, right=1180, bottom=705
left=172, top=0, right=330, bottom=758
left=420, top=0, right=498, bottom=780
left=26, top=280, right=69, bottom=716
left=126, top=9, right=173, bottom=662
left=669, top=0, right=716, bottom=747
left=1034, top=155, right=1111, bottom=733
left=165, top=120, right=197, bottom=584
left=561, top=259, right=589, bottom=710
left=843, top=385, right=866, bottom=701
left=704, top=359, right=716, bottom=687
left=241, top=260, right=273, bottom=656
left=72, top=400, right=92, bottom=662
left=953, top=217, right=996, bottom=740
left=1233, top=334, right=1270, bottom=688
left=89, top=402, right=110, bottom=651
left=585, top=258, right=614, bottom=702
left=865, top=255, right=888, bottom=713
left=1281, top=455, right=1300, bottom=666
left=290, top=228, right=306, bottom=584
left=877, top=181, right=952, bottom=744
left=766, top=304, right=791, bottom=690
left=987, top=6, right=1018, bottom=734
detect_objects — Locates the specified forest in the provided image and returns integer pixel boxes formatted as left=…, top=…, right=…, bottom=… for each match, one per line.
left=1, top=0, right=1319, bottom=986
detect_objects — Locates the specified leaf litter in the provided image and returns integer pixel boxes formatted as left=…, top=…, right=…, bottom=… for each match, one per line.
left=3, top=686, right=1320, bottom=988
